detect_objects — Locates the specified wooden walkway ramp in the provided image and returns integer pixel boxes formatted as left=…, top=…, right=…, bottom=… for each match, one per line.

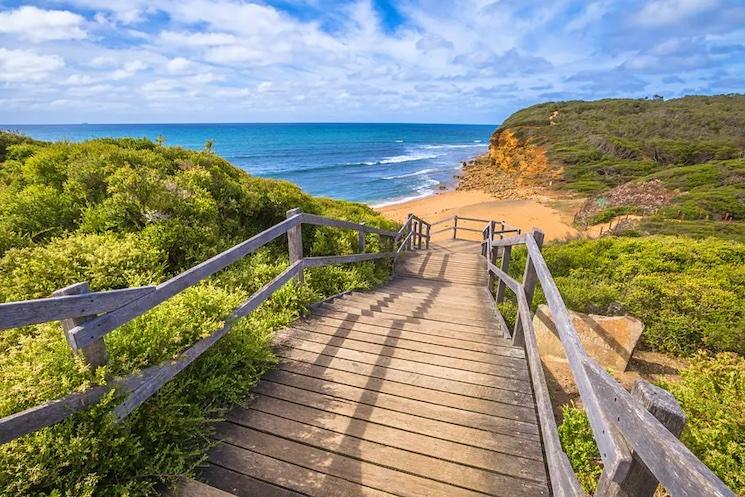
left=190, top=239, right=549, bottom=497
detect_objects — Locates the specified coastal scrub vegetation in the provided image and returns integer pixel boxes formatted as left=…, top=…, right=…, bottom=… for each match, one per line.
left=559, top=353, right=745, bottom=495
left=502, top=235, right=744, bottom=356
left=491, top=95, right=745, bottom=230
left=0, top=132, right=397, bottom=496
left=497, top=234, right=744, bottom=492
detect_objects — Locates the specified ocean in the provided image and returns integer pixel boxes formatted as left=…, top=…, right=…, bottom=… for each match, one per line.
left=5, top=123, right=494, bottom=205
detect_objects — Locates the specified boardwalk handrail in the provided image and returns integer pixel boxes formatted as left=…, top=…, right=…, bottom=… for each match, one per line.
left=0, top=210, right=399, bottom=444
left=479, top=220, right=736, bottom=497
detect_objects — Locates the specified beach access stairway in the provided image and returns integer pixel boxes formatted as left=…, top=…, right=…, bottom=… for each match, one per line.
left=0, top=212, right=737, bottom=497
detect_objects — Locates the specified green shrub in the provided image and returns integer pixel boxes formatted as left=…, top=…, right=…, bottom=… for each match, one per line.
left=0, top=133, right=399, bottom=496
left=663, top=353, right=745, bottom=494
left=496, top=96, right=745, bottom=195
left=506, top=236, right=744, bottom=356
left=558, top=403, right=603, bottom=494
left=559, top=354, right=745, bottom=495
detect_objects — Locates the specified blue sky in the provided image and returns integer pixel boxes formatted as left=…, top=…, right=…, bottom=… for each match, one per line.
left=0, top=0, right=743, bottom=124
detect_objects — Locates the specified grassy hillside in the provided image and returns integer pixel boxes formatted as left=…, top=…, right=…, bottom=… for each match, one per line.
left=0, top=132, right=397, bottom=496
left=490, top=95, right=745, bottom=227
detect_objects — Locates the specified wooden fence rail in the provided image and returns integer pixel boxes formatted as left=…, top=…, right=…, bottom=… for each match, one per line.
left=0, top=210, right=400, bottom=445
left=480, top=219, right=736, bottom=497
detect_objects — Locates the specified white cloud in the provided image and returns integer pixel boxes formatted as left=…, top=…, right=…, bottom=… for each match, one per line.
left=110, top=60, right=148, bottom=80
left=0, top=48, right=64, bottom=82
left=0, top=6, right=87, bottom=42
left=633, top=0, right=719, bottom=27
left=166, top=57, right=193, bottom=73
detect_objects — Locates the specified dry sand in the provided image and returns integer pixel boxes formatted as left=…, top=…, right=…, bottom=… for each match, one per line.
left=376, top=189, right=591, bottom=242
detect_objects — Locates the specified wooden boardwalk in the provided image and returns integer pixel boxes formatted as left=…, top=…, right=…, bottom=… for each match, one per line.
left=188, top=239, right=549, bottom=497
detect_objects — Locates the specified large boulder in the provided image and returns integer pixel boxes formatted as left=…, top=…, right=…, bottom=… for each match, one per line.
left=532, top=304, right=644, bottom=372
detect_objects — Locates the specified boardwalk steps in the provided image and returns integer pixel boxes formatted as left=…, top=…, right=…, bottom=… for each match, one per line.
left=188, top=239, right=550, bottom=497
left=2, top=211, right=735, bottom=497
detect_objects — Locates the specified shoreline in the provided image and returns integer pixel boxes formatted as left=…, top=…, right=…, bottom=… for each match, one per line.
left=373, top=160, right=594, bottom=242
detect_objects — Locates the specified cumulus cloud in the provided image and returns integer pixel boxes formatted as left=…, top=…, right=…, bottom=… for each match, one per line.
left=0, top=6, right=87, bottom=42
left=0, top=48, right=64, bottom=82
left=0, top=0, right=742, bottom=123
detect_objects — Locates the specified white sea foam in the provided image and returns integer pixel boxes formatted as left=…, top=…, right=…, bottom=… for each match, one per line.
left=419, top=143, right=483, bottom=150
left=394, top=139, right=404, bottom=143
left=369, top=189, right=437, bottom=208
left=378, top=152, right=438, bottom=164
left=382, top=168, right=436, bottom=180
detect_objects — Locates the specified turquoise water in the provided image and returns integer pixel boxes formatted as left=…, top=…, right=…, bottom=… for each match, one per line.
left=6, top=123, right=494, bottom=205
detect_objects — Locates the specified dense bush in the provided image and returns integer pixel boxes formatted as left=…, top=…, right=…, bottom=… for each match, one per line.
left=0, top=133, right=397, bottom=496
left=557, top=403, right=602, bottom=494
left=664, top=353, right=745, bottom=494
left=559, top=353, right=745, bottom=495
left=493, top=96, right=745, bottom=221
left=502, top=235, right=744, bottom=356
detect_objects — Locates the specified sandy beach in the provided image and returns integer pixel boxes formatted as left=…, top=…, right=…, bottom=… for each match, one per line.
left=375, top=188, right=592, bottom=242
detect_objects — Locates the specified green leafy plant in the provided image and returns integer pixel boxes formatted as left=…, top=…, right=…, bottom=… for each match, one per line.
left=0, top=133, right=399, bottom=496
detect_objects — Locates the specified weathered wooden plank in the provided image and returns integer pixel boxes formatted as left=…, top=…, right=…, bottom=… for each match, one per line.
left=210, top=444, right=397, bottom=497
left=487, top=261, right=522, bottom=295
left=284, top=326, right=527, bottom=374
left=496, top=245, right=512, bottom=303
left=0, top=386, right=109, bottom=444
left=351, top=290, right=496, bottom=310
left=286, top=208, right=304, bottom=283
left=285, top=339, right=529, bottom=384
left=289, top=320, right=522, bottom=360
left=454, top=216, right=491, bottom=223
left=272, top=360, right=535, bottom=422
left=311, top=307, right=503, bottom=340
left=70, top=214, right=302, bottom=349
left=111, top=261, right=302, bottom=421
left=320, top=302, right=499, bottom=332
left=250, top=382, right=543, bottom=459
left=298, top=315, right=518, bottom=354
left=234, top=395, right=541, bottom=481
left=585, top=361, right=736, bottom=497
left=525, top=235, right=632, bottom=479
left=214, top=427, right=493, bottom=497
left=0, top=366, right=156, bottom=444
left=596, top=380, right=686, bottom=497
left=53, top=282, right=109, bottom=368
left=301, top=213, right=398, bottom=237
left=337, top=294, right=499, bottom=325
left=217, top=416, right=548, bottom=497
left=262, top=368, right=538, bottom=435
left=302, top=251, right=393, bottom=267
left=489, top=235, right=527, bottom=248
left=516, top=289, right=586, bottom=497
left=199, top=464, right=305, bottom=497
left=0, top=286, right=155, bottom=330
left=275, top=348, right=535, bottom=402
left=513, top=229, right=544, bottom=346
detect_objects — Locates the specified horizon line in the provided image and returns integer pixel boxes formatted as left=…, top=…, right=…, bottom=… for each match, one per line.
left=1, top=121, right=499, bottom=127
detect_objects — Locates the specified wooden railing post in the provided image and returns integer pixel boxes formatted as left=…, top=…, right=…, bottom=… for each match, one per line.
left=453, top=215, right=458, bottom=239
left=595, top=380, right=686, bottom=497
left=496, top=245, right=511, bottom=303
left=417, top=219, right=423, bottom=249
left=287, top=208, right=303, bottom=283
left=53, top=282, right=108, bottom=369
left=406, top=213, right=413, bottom=251
left=425, top=224, right=430, bottom=249
left=512, top=229, right=544, bottom=346
left=358, top=224, right=366, bottom=253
